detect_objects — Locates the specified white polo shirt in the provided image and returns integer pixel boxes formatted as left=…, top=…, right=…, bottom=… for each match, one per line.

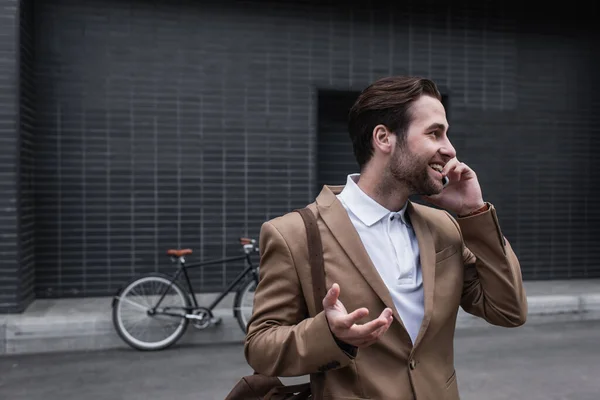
left=337, top=173, right=424, bottom=344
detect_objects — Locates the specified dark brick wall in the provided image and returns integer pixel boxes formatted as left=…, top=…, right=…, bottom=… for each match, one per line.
left=18, top=0, right=36, bottom=310
left=24, top=0, right=600, bottom=299
left=0, top=0, right=20, bottom=312
left=0, top=0, right=18, bottom=311
left=0, top=0, right=35, bottom=313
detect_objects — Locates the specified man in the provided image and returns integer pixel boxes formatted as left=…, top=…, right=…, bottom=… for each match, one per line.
left=244, top=76, right=527, bottom=400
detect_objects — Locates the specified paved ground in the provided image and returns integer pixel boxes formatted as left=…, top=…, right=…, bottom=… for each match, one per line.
left=0, top=320, right=598, bottom=400
left=3, top=278, right=600, bottom=356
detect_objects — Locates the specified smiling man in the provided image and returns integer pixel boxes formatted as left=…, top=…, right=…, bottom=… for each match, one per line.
left=244, top=76, right=528, bottom=400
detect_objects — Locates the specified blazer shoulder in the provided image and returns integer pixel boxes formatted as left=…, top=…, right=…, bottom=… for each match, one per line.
left=263, top=202, right=318, bottom=239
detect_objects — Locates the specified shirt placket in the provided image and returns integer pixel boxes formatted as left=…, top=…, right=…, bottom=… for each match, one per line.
left=387, top=213, right=413, bottom=284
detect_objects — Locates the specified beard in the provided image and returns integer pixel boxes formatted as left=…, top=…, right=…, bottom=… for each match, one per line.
left=386, top=141, right=441, bottom=196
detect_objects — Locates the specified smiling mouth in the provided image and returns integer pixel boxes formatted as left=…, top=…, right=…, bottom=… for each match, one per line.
left=429, top=163, right=444, bottom=175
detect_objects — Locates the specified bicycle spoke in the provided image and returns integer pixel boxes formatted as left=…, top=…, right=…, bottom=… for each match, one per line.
left=130, top=285, right=152, bottom=308
left=114, top=275, right=189, bottom=350
left=120, top=297, right=150, bottom=312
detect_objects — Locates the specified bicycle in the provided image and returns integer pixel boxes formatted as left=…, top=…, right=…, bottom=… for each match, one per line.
left=111, top=237, right=260, bottom=351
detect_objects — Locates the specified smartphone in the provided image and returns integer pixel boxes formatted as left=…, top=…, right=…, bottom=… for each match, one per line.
left=442, top=176, right=449, bottom=187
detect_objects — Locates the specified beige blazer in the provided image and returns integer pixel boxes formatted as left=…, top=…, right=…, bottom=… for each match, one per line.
left=244, top=184, right=527, bottom=400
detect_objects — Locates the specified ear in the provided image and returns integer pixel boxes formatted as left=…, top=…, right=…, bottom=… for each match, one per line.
left=372, top=124, right=394, bottom=155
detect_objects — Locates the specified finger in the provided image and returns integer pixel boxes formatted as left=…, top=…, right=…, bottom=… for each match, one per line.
left=364, top=309, right=393, bottom=334
left=356, top=324, right=390, bottom=347
left=349, top=314, right=389, bottom=337
left=447, top=163, right=466, bottom=180
left=344, top=309, right=392, bottom=343
left=337, top=307, right=369, bottom=329
left=367, top=322, right=389, bottom=341
left=322, top=283, right=340, bottom=309
left=370, top=307, right=393, bottom=324
left=449, top=162, right=474, bottom=181
left=367, top=313, right=393, bottom=339
left=441, top=157, right=460, bottom=177
left=379, top=307, right=393, bottom=320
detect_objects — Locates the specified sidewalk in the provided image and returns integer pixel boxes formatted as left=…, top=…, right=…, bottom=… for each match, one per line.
left=1, top=279, right=599, bottom=356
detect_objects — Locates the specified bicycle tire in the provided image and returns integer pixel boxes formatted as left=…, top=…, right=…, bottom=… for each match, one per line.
left=233, top=276, right=257, bottom=333
left=112, top=273, right=190, bottom=351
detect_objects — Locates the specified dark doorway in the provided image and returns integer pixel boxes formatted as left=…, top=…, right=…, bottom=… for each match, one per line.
left=316, top=90, right=361, bottom=194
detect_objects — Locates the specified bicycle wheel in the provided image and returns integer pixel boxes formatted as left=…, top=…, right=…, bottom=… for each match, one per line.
left=112, top=273, right=190, bottom=351
left=233, top=276, right=257, bottom=333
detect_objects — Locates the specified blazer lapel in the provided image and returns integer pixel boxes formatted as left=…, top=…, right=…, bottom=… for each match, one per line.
left=406, top=201, right=436, bottom=350
left=315, top=186, right=407, bottom=330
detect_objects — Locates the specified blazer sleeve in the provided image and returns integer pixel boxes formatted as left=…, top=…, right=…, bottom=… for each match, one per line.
left=447, top=203, right=528, bottom=327
left=244, top=220, right=354, bottom=377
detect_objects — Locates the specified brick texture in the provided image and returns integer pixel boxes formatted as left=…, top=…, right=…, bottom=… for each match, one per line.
left=0, top=0, right=597, bottom=302
left=17, top=0, right=36, bottom=310
left=0, top=0, right=19, bottom=312
left=0, top=0, right=36, bottom=313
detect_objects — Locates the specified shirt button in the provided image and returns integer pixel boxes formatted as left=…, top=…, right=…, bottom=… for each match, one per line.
left=409, top=359, right=416, bottom=370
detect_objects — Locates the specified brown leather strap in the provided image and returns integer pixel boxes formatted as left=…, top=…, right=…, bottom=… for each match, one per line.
left=294, top=207, right=326, bottom=400
left=264, top=382, right=312, bottom=399
left=295, top=207, right=326, bottom=314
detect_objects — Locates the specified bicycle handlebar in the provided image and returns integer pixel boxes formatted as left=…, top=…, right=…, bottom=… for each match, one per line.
left=239, top=237, right=259, bottom=254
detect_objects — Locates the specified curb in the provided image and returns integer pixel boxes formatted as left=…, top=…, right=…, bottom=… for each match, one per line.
left=0, top=308, right=246, bottom=356
left=1, top=293, right=599, bottom=356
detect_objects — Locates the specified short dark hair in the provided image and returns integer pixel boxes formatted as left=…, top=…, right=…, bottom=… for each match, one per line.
left=348, top=76, right=442, bottom=168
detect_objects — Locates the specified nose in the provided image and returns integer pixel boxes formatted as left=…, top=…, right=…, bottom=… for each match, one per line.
left=440, top=137, right=457, bottom=159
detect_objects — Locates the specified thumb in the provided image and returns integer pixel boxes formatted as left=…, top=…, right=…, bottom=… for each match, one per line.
left=322, top=283, right=340, bottom=309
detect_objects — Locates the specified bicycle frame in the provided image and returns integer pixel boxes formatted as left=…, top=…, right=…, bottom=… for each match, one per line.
left=152, top=252, right=258, bottom=317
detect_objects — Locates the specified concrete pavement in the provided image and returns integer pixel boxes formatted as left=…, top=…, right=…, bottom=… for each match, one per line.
left=1, top=279, right=599, bottom=356
left=1, top=319, right=599, bottom=400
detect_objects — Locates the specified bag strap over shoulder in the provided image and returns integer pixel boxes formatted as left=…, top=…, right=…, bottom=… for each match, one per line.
left=294, top=207, right=327, bottom=315
left=264, top=383, right=312, bottom=400
left=294, top=206, right=327, bottom=400
left=225, top=207, right=327, bottom=400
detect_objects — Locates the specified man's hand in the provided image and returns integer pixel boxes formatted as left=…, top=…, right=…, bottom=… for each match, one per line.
left=323, top=283, right=393, bottom=348
left=422, top=157, right=485, bottom=216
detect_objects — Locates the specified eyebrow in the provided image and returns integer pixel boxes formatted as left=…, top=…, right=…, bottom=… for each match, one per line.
left=425, top=123, right=448, bottom=132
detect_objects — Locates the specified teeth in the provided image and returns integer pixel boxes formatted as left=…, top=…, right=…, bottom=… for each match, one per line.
left=429, top=163, right=444, bottom=173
